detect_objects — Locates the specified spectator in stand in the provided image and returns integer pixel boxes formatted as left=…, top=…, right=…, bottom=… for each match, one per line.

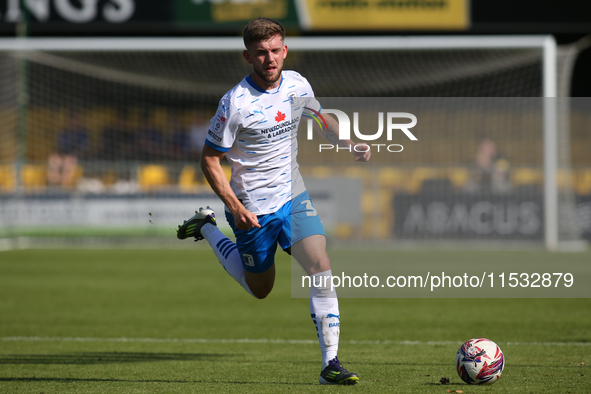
left=169, top=112, right=191, bottom=160
left=101, top=110, right=134, bottom=161
left=466, top=137, right=511, bottom=193
left=47, top=111, right=89, bottom=188
left=135, top=110, right=164, bottom=161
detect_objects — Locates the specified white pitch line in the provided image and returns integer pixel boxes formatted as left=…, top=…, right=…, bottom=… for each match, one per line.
left=1, top=337, right=590, bottom=347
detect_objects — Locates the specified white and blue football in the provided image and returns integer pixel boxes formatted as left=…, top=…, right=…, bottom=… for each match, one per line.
left=455, top=338, right=504, bottom=384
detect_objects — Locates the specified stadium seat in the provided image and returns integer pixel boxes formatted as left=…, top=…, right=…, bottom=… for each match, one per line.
left=21, top=164, right=47, bottom=190
left=447, top=167, right=470, bottom=188
left=178, top=165, right=201, bottom=193
left=556, top=169, right=574, bottom=189
left=222, top=165, right=232, bottom=181
left=575, top=169, right=591, bottom=196
left=343, top=166, right=370, bottom=181
left=511, top=167, right=543, bottom=186
left=361, top=190, right=374, bottom=214
left=378, top=167, right=408, bottom=189
left=379, top=190, right=394, bottom=212
left=137, top=165, right=170, bottom=191
left=309, top=166, right=333, bottom=178
left=0, top=165, right=16, bottom=192
left=334, top=223, right=354, bottom=239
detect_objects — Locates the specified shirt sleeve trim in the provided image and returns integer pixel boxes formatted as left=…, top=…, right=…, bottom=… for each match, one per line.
left=205, top=139, right=230, bottom=152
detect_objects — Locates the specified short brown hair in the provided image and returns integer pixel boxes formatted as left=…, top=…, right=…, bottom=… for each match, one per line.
left=243, top=18, right=285, bottom=49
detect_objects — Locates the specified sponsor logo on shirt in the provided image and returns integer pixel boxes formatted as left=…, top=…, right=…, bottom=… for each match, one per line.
left=275, top=111, right=286, bottom=122
left=208, top=129, right=222, bottom=142
left=212, top=110, right=227, bottom=134
left=260, top=117, right=300, bottom=139
left=249, top=105, right=266, bottom=123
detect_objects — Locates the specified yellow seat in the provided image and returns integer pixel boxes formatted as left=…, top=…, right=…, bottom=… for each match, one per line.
left=556, top=169, right=574, bottom=189
left=343, top=166, right=370, bottom=180
left=361, top=190, right=374, bottom=215
left=0, top=165, right=16, bottom=192
left=447, top=167, right=470, bottom=188
left=178, top=165, right=201, bottom=193
left=575, top=169, right=591, bottom=196
left=138, top=165, right=169, bottom=191
left=222, top=165, right=232, bottom=181
left=378, top=167, right=408, bottom=189
left=21, top=164, right=47, bottom=190
left=309, top=166, right=333, bottom=179
left=512, top=168, right=543, bottom=186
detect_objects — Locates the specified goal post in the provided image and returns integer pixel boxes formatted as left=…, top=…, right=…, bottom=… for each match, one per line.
left=542, top=35, right=559, bottom=251
left=0, top=35, right=585, bottom=250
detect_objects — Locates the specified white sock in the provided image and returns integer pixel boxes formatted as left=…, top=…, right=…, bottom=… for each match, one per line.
left=309, top=269, right=340, bottom=368
left=201, top=223, right=254, bottom=297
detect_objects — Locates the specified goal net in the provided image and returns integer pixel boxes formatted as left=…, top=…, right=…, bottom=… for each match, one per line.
left=0, top=36, right=587, bottom=250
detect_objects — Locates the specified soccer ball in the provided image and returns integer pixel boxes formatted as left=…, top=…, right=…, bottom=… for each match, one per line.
left=455, top=338, right=504, bottom=384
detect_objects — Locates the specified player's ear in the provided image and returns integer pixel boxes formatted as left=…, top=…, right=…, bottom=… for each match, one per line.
left=283, top=45, right=288, bottom=59
left=243, top=49, right=252, bottom=64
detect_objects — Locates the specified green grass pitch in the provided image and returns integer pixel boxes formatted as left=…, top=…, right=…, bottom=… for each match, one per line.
left=1, top=248, right=589, bottom=393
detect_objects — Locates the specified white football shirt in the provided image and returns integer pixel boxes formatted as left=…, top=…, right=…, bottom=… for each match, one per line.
left=206, top=70, right=320, bottom=215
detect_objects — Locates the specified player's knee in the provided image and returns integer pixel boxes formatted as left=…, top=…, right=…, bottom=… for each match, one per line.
left=245, top=265, right=275, bottom=299
left=308, top=257, right=331, bottom=275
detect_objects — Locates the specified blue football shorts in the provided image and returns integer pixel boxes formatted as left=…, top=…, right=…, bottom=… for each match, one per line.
left=225, top=191, right=326, bottom=273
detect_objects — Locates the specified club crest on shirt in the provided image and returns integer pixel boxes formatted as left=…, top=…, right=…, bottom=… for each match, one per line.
left=242, top=254, right=255, bottom=267
left=288, top=91, right=297, bottom=104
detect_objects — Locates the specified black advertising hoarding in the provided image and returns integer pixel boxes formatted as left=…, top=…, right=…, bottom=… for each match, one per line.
left=1, top=0, right=590, bottom=35
left=393, top=192, right=545, bottom=241
left=173, top=0, right=300, bottom=31
left=0, top=0, right=300, bottom=35
left=0, top=0, right=172, bottom=33
left=394, top=192, right=591, bottom=241
left=0, top=0, right=465, bottom=33
left=472, top=0, right=591, bottom=33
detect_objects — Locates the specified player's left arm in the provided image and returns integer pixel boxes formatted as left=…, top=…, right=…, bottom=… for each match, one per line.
left=314, top=113, right=371, bottom=162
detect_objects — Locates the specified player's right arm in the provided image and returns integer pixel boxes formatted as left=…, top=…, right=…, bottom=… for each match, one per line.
left=200, top=144, right=261, bottom=230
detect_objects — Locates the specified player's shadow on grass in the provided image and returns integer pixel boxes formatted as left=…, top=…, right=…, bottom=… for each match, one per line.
left=0, top=352, right=229, bottom=365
